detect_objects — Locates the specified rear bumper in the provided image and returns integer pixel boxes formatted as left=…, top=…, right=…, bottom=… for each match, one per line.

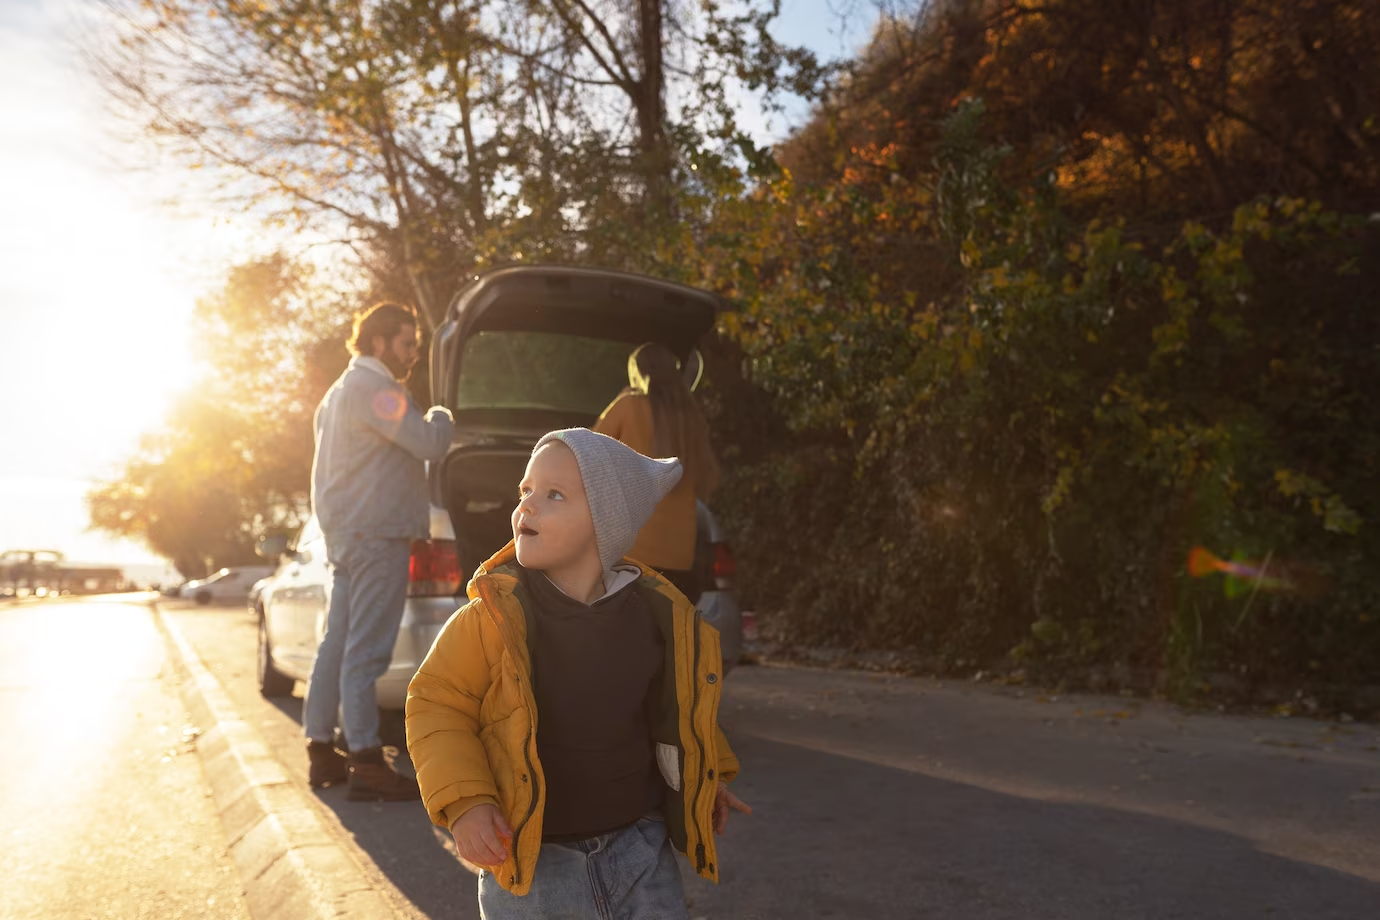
left=374, top=596, right=456, bottom=709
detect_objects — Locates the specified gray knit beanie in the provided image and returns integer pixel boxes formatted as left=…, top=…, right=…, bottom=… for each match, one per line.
left=532, top=428, right=683, bottom=572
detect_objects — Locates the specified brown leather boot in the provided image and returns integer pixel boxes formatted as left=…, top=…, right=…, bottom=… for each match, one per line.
left=347, top=747, right=421, bottom=802
left=307, top=740, right=349, bottom=788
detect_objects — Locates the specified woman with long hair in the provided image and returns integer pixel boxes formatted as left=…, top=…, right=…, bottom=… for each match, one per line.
left=593, top=342, right=720, bottom=597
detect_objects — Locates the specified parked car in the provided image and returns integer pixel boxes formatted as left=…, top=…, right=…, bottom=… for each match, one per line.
left=247, top=574, right=273, bottom=612
left=254, top=265, right=744, bottom=710
left=429, top=265, right=742, bottom=666
left=181, top=566, right=275, bottom=605
left=254, top=511, right=460, bottom=707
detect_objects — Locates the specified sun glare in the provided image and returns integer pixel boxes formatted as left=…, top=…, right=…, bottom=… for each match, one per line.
left=0, top=1, right=265, bottom=568
left=1, top=2, right=260, bottom=478
left=3, top=165, right=204, bottom=480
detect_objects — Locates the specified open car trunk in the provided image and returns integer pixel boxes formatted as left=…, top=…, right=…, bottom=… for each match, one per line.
left=441, top=443, right=539, bottom=579
left=430, top=266, right=722, bottom=581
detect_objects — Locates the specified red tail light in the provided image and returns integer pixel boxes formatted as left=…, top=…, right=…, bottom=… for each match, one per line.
left=408, top=539, right=462, bottom=597
left=712, top=542, right=736, bottom=589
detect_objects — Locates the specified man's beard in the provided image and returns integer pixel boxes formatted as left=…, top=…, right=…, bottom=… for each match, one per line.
left=381, top=350, right=414, bottom=381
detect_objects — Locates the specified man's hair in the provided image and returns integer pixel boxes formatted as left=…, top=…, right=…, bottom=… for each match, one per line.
left=346, top=302, right=418, bottom=357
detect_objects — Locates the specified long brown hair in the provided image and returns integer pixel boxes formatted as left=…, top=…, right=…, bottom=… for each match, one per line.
left=629, top=343, right=720, bottom=498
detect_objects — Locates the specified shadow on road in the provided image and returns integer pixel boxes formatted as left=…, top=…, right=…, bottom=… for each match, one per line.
left=257, top=698, right=1380, bottom=919
left=267, top=694, right=481, bottom=919
left=164, top=596, right=1373, bottom=920
left=681, top=727, right=1380, bottom=920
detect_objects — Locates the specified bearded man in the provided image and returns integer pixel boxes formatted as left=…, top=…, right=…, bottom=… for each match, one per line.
left=303, top=302, right=454, bottom=800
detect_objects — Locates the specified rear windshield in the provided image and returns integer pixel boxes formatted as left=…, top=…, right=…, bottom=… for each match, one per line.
left=454, top=331, right=635, bottom=414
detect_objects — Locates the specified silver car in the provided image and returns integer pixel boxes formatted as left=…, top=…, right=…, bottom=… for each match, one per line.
left=181, top=565, right=275, bottom=605
left=254, top=507, right=461, bottom=708
left=255, top=265, right=743, bottom=712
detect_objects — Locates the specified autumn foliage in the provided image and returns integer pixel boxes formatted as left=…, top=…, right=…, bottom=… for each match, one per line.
left=696, top=1, right=1380, bottom=699
left=90, top=0, right=1380, bottom=698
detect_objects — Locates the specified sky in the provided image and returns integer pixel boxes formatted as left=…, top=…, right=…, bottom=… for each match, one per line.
left=0, top=0, right=878, bottom=574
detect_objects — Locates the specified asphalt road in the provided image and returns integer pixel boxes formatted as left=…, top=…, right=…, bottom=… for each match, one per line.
left=0, top=595, right=249, bottom=920
left=7, top=595, right=1380, bottom=919
left=171, top=600, right=1380, bottom=919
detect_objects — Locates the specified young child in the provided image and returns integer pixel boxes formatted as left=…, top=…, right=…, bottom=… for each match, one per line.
left=406, top=428, right=750, bottom=918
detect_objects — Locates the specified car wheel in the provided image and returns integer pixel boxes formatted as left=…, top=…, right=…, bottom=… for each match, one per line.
left=194, top=590, right=212, bottom=606
left=257, top=613, right=295, bottom=698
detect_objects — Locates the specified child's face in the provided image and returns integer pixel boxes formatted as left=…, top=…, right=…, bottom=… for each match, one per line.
left=512, top=442, right=599, bottom=573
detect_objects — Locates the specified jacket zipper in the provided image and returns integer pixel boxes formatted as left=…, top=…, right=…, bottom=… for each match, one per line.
left=510, top=726, right=540, bottom=887
left=687, top=611, right=708, bottom=872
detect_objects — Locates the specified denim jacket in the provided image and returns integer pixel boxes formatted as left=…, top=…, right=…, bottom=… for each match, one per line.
left=311, top=356, right=455, bottom=541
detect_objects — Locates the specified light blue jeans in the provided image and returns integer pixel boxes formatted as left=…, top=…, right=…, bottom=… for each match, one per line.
left=478, top=816, right=689, bottom=920
left=302, top=534, right=411, bottom=752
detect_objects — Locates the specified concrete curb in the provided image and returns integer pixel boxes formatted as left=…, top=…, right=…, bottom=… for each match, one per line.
left=155, top=604, right=405, bottom=920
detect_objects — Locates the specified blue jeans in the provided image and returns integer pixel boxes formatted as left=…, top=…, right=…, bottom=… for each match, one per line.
left=478, top=816, right=688, bottom=920
left=302, top=534, right=410, bottom=752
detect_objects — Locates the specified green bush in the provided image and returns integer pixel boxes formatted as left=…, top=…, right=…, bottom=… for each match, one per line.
left=709, top=101, right=1380, bottom=696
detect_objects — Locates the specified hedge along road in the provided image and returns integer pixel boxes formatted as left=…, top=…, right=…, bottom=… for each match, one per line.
left=166, top=600, right=1380, bottom=920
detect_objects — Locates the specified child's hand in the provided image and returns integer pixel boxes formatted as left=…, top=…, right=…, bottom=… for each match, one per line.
left=713, top=782, right=752, bottom=835
left=450, top=804, right=513, bottom=867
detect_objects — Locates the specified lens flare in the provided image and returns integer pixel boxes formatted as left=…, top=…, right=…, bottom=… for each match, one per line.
left=372, top=390, right=408, bottom=422
left=1186, top=546, right=1221, bottom=578
left=1186, top=546, right=1293, bottom=596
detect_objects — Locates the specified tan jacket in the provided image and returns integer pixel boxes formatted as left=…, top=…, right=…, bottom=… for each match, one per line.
left=405, top=541, right=741, bottom=896
left=593, top=392, right=699, bottom=570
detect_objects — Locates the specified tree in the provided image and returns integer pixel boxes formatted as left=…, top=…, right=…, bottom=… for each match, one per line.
left=93, top=0, right=826, bottom=313
left=87, top=255, right=353, bottom=576
left=782, top=0, right=1380, bottom=219
left=86, top=0, right=826, bottom=575
left=88, top=397, right=280, bottom=578
left=693, top=7, right=1380, bottom=694
left=505, top=0, right=824, bottom=220
left=97, top=0, right=506, bottom=324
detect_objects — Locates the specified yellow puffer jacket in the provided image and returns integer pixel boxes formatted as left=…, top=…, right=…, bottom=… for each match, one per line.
left=405, top=541, right=740, bottom=897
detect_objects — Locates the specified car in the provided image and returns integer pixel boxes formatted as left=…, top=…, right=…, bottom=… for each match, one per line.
left=254, top=265, right=744, bottom=713
left=691, top=500, right=742, bottom=672
left=429, top=265, right=742, bottom=668
left=247, top=574, right=273, bottom=612
left=181, top=566, right=275, bottom=605
left=253, top=511, right=461, bottom=708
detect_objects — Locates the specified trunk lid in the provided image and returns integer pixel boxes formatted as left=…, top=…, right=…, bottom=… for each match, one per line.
left=429, top=265, right=723, bottom=575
